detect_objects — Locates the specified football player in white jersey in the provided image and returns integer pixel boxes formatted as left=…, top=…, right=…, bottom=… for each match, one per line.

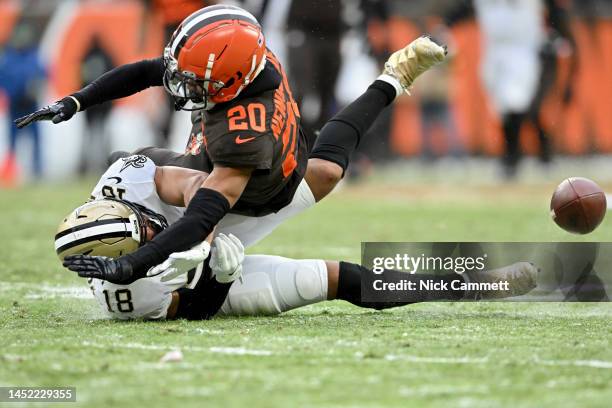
left=55, top=154, right=539, bottom=320
left=57, top=153, right=328, bottom=320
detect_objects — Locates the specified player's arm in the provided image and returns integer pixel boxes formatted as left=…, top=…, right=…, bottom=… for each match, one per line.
left=15, top=58, right=165, bottom=128
left=154, top=166, right=209, bottom=207
left=132, top=165, right=251, bottom=270
left=64, top=166, right=252, bottom=284
left=153, top=164, right=250, bottom=208
left=167, top=272, right=231, bottom=320
left=167, top=233, right=244, bottom=320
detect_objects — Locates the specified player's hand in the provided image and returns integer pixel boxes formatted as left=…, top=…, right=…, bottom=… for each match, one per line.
left=14, top=96, right=79, bottom=129
left=383, top=36, right=447, bottom=94
left=147, top=241, right=212, bottom=282
left=210, top=233, right=244, bottom=284
left=63, top=255, right=134, bottom=285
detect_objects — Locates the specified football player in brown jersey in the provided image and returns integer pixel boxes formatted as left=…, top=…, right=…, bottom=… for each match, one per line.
left=16, top=5, right=446, bottom=284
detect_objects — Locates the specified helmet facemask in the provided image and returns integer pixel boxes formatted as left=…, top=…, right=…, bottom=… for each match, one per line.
left=163, top=47, right=226, bottom=111
left=125, top=200, right=169, bottom=238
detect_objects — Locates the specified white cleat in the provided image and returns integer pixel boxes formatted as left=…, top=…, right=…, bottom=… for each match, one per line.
left=463, top=262, right=539, bottom=300
left=382, top=36, right=447, bottom=94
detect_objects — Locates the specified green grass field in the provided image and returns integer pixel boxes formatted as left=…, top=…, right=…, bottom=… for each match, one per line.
left=1, top=178, right=611, bottom=407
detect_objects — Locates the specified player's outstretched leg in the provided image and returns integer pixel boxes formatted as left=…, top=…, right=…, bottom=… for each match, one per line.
left=306, top=36, right=447, bottom=202
left=327, top=261, right=465, bottom=309
left=326, top=260, right=538, bottom=308
left=218, top=255, right=465, bottom=316
left=217, top=256, right=539, bottom=316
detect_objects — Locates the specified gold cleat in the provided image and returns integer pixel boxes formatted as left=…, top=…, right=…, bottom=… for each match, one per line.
left=383, top=36, right=447, bottom=94
left=463, top=262, right=539, bottom=300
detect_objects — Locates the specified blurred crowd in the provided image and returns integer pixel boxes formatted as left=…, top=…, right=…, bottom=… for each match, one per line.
left=1, top=0, right=612, bottom=184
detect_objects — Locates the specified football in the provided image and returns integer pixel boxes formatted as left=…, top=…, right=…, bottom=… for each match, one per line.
left=550, top=177, right=607, bottom=234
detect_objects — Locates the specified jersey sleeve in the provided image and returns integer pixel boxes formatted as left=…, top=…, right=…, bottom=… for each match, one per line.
left=204, top=95, right=275, bottom=170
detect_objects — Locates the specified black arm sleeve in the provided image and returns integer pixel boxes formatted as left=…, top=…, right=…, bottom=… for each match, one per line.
left=174, top=273, right=233, bottom=320
left=121, top=187, right=231, bottom=278
left=72, top=57, right=165, bottom=110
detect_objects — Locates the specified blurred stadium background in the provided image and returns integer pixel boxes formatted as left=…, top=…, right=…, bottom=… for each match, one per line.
left=2, top=0, right=612, bottom=185
left=2, top=2, right=612, bottom=406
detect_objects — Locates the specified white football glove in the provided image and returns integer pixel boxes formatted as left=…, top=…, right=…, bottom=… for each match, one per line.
left=210, top=233, right=244, bottom=284
left=146, top=241, right=211, bottom=282
left=381, top=36, right=447, bottom=95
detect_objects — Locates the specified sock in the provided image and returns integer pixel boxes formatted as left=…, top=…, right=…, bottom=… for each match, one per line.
left=309, top=78, right=399, bottom=172
left=336, top=262, right=465, bottom=310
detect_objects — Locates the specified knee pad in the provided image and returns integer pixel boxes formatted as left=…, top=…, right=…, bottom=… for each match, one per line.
left=219, top=256, right=328, bottom=316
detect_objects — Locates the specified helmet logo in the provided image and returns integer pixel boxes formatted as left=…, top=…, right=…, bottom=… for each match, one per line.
left=186, top=131, right=204, bottom=156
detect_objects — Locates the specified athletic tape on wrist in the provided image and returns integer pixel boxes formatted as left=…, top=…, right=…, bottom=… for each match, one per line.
left=68, top=96, right=81, bottom=112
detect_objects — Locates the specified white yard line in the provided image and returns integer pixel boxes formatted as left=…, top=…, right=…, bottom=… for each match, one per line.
left=80, top=341, right=611, bottom=369
left=0, top=281, right=91, bottom=299
left=534, top=358, right=612, bottom=369
left=384, top=354, right=489, bottom=364
left=209, top=347, right=272, bottom=356
left=81, top=340, right=273, bottom=357
left=399, top=385, right=489, bottom=397
left=384, top=354, right=612, bottom=369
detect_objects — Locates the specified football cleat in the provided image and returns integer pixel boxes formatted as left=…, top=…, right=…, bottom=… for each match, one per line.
left=383, top=36, right=447, bottom=94
left=463, top=262, right=539, bottom=300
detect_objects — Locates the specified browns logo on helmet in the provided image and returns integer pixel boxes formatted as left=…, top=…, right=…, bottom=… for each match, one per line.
left=163, top=4, right=267, bottom=111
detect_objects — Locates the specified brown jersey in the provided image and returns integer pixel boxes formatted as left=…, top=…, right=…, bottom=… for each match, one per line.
left=180, top=51, right=308, bottom=216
